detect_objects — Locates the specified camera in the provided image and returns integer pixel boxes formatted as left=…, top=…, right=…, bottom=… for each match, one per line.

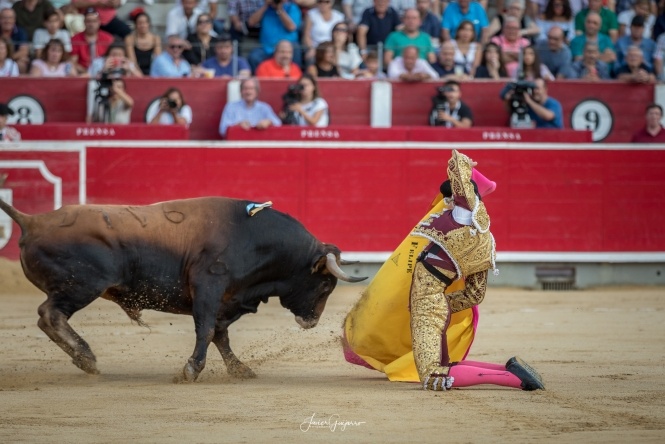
left=281, top=83, right=303, bottom=125
left=167, top=99, right=178, bottom=109
left=93, top=68, right=125, bottom=123
left=430, top=85, right=451, bottom=127
left=506, top=79, right=536, bottom=129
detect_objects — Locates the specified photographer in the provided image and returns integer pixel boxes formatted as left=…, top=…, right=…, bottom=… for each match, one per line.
left=500, top=77, right=563, bottom=129
left=280, top=74, right=329, bottom=127
left=89, top=78, right=133, bottom=124
left=429, top=80, right=473, bottom=128
left=147, top=87, right=192, bottom=128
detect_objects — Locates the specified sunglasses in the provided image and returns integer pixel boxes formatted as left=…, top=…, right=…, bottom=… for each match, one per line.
left=334, top=27, right=349, bottom=32
left=318, top=0, right=332, bottom=3
left=198, top=19, right=211, bottom=24
left=169, top=44, right=184, bottom=49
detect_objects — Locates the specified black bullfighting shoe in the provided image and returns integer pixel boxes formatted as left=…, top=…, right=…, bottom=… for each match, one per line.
left=506, top=356, right=545, bottom=391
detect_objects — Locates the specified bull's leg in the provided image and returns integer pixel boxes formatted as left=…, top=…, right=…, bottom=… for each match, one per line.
left=37, top=296, right=99, bottom=375
left=212, top=328, right=256, bottom=379
left=181, top=277, right=224, bottom=382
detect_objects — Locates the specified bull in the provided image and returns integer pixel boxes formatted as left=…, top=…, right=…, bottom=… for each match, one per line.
left=0, top=197, right=366, bottom=381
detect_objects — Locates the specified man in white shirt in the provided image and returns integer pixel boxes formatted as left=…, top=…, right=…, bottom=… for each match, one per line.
left=387, top=44, right=439, bottom=81
left=166, top=0, right=204, bottom=39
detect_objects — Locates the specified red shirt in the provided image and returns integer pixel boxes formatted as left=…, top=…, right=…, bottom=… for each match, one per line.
left=70, top=30, right=114, bottom=69
left=631, top=126, right=665, bottom=143
left=255, top=58, right=302, bottom=79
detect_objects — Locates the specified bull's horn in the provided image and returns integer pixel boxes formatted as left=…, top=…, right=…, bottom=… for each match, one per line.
left=326, top=253, right=368, bottom=283
left=339, top=259, right=358, bottom=265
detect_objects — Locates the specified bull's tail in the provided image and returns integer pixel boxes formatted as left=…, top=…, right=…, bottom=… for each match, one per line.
left=0, top=197, right=30, bottom=231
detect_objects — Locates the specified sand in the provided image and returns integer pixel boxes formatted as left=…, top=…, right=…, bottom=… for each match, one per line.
left=1, top=257, right=664, bottom=443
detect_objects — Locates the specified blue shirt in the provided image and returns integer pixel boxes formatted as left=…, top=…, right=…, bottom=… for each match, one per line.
left=150, top=53, right=191, bottom=77
left=201, top=56, right=251, bottom=77
left=442, top=2, right=489, bottom=41
left=219, top=99, right=282, bottom=137
left=615, top=36, right=656, bottom=70
left=529, top=97, right=563, bottom=129
left=260, top=2, right=302, bottom=55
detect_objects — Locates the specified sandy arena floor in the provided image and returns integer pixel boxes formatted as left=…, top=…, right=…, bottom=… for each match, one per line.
left=1, top=258, right=664, bottom=443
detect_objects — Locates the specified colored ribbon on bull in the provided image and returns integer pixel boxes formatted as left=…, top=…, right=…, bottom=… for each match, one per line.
left=246, top=201, right=273, bottom=217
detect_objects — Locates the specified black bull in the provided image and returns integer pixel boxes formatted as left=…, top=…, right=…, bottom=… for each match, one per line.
left=0, top=197, right=366, bottom=381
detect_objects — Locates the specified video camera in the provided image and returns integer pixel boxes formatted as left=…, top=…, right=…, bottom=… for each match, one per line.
left=430, top=85, right=453, bottom=127
left=95, top=68, right=125, bottom=101
left=505, top=79, right=536, bottom=129
left=281, top=83, right=303, bottom=125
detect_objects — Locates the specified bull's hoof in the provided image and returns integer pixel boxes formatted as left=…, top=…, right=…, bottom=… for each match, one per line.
left=72, top=357, right=99, bottom=375
left=181, top=362, right=200, bottom=382
left=227, top=361, right=257, bottom=379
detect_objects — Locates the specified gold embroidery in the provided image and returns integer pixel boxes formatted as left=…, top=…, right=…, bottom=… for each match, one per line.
left=448, top=150, right=490, bottom=233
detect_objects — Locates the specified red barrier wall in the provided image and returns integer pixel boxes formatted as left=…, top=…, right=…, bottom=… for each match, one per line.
left=0, top=78, right=652, bottom=142
left=2, top=144, right=664, bottom=260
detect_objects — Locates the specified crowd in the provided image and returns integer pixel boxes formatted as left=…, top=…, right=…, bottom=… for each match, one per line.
left=1, top=0, right=665, bottom=136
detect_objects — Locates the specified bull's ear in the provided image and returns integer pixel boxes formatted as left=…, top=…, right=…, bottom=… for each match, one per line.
left=310, top=254, right=327, bottom=274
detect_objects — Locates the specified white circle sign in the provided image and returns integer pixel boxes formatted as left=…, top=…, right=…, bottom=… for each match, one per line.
left=7, top=95, right=46, bottom=124
left=570, top=99, right=613, bottom=142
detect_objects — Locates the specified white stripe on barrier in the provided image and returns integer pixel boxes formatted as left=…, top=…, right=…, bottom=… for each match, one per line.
left=342, top=252, right=665, bottom=263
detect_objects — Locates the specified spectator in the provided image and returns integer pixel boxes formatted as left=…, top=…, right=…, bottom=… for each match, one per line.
left=30, top=38, right=76, bottom=76
left=615, top=15, right=655, bottom=69
left=491, top=16, right=531, bottom=74
left=452, top=20, right=482, bottom=75
left=391, top=0, right=416, bottom=18
left=147, top=87, right=192, bottom=127
left=387, top=44, right=439, bottom=80
left=574, top=0, right=618, bottom=42
left=503, top=78, right=563, bottom=128
left=89, top=41, right=143, bottom=78
left=247, top=0, right=302, bottom=71
left=184, top=13, right=219, bottom=67
left=302, top=0, right=345, bottom=64
left=166, top=0, right=203, bottom=41
left=70, top=8, right=114, bottom=73
left=331, top=21, right=363, bottom=78
left=384, top=8, right=435, bottom=65
left=431, top=39, right=469, bottom=78
left=631, top=103, right=665, bottom=143
left=536, top=25, right=573, bottom=77
left=177, top=0, right=219, bottom=32
left=343, top=0, right=373, bottom=36
left=201, top=33, right=251, bottom=77
left=255, top=39, right=302, bottom=78
left=441, top=0, right=489, bottom=43
left=0, top=7, right=29, bottom=73
left=428, top=79, right=473, bottom=128
left=355, top=49, right=387, bottom=77
left=0, top=102, right=21, bottom=142
left=71, top=0, right=130, bottom=39
left=652, top=7, right=665, bottom=42
left=616, top=0, right=657, bottom=16
left=536, top=0, right=576, bottom=43
left=487, top=0, right=540, bottom=44
left=560, top=41, right=611, bottom=78
left=89, top=77, right=133, bottom=123
left=32, top=10, right=71, bottom=60
left=228, top=0, right=264, bottom=44
left=417, top=0, right=440, bottom=47
left=219, top=77, right=280, bottom=137
left=150, top=35, right=192, bottom=77
left=618, top=0, right=654, bottom=38
left=474, top=41, right=509, bottom=78
left=307, top=40, right=340, bottom=77
left=125, top=12, right=162, bottom=77
left=654, top=28, right=665, bottom=79
left=569, top=11, right=616, bottom=64
left=280, top=73, right=329, bottom=127
left=12, top=0, right=55, bottom=41
left=356, top=0, right=401, bottom=57
left=511, top=44, right=555, bottom=79
left=615, top=44, right=656, bottom=81
left=0, top=36, right=18, bottom=76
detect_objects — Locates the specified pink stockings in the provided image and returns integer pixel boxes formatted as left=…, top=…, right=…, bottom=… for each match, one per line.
left=448, top=360, right=523, bottom=389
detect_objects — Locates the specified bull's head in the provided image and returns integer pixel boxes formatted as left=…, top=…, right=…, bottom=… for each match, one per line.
left=282, top=244, right=367, bottom=329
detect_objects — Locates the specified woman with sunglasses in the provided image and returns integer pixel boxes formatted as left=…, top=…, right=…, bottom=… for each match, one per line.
left=331, top=21, right=362, bottom=78
left=303, top=0, right=345, bottom=65
left=184, top=13, right=220, bottom=66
